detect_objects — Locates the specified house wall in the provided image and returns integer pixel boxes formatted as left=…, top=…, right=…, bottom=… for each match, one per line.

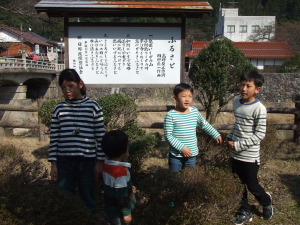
left=215, top=8, right=275, bottom=42
left=0, top=30, right=19, bottom=42
left=249, top=58, right=285, bottom=69
left=0, top=43, right=31, bottom=57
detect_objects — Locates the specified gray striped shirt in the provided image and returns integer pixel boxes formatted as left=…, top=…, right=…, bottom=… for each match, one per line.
left=227, top=98, right=267, bottom=164
left=49, top=97, right=105, bottom=161
left=164, top=107, right=220, bottom=157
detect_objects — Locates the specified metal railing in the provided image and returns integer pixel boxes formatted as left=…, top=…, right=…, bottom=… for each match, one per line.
left=0, top=57, right=65, bottom=71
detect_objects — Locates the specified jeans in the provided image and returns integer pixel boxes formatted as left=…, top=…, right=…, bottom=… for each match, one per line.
left=56, top=156, right=96, bottom=213
left=231, top=158, right=271, bottom=213
left=169, top=154, right=196, bottom=172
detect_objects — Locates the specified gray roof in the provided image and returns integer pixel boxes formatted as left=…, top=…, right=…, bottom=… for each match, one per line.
left=35, top=1, right=213, bottom=18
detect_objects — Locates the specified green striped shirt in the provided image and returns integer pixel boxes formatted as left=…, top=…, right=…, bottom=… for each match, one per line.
left=164, top=107, right=220, bottom=157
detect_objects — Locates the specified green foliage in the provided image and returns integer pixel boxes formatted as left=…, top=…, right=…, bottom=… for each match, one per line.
left=189, top=39, right=256, bottom=122
left=38, top=94, right=144, bottom=140
left=128, top=133, right=159, bottom=176
left=38, top=99, right=63, bottom=128
left=95, top=93, right=138, bottom=131
left=280, top=53, right=300, bottom=73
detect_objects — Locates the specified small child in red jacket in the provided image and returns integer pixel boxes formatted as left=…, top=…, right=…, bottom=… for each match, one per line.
left=102, top=130, right=136, bottom=225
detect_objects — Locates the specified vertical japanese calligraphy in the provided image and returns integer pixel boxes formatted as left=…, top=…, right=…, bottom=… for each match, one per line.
left=69, top=26, right=181, bottom=84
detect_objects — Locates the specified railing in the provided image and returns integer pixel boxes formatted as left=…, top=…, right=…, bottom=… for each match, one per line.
left=0, top=57, right=64, bottom=71
left=0, top=103, right=299, bottom=144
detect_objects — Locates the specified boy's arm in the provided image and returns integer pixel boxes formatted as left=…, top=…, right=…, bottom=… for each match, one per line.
left=94, top=105, right=105, bottom=161
left=234, top=106, right=267, bottom=152
left=197, top=112, right=221, bottom=140
left=163, top=113, right=185, bottom=152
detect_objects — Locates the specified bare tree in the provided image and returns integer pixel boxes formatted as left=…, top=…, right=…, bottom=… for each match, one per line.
left=248, top=24, right=275, bottom=42
left=0, top=0, right=38, bottom=17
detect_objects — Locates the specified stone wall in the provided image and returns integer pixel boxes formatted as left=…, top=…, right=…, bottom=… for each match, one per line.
left=86, top=73, right=300, bottom=104
left=259, top=73, right=300, bottom=103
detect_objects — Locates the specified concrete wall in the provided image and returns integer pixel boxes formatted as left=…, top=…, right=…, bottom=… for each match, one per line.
left=215, top=8, right=275, bottom=42
left=86, top=73, right=300, bottom=104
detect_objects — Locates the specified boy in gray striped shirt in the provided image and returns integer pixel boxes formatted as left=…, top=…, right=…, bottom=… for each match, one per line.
left=164, top=83, right=222, bottom=172
left=226, top=71, right=273, bottom=224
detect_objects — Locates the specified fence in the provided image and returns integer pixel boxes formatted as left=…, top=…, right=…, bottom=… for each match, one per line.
left=0, top=57, right=64, bottom=71
left=0, top=103, right=299, bottom=143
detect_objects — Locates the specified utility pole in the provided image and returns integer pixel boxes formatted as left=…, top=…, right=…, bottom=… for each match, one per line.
left=20, top=23, right=26, bottom=59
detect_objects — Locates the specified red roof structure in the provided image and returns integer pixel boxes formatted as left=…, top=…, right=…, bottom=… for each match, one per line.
left=185, top=41, right=295, bottom=59
left=0, top=24, right=51, bottom=46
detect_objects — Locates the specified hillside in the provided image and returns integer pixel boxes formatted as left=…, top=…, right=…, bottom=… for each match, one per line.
left=0, top=0, right=300, bottom=50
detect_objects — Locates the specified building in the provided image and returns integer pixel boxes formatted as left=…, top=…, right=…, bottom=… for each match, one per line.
left=185, top=40, right=295, bottom=72
left=215, top=8, right=275, bottom=42
left=0, top=24, right=54, bottom=60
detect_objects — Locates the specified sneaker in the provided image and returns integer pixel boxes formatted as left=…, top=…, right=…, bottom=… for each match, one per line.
left=232, top=211, right=253, bottom=225
left=263, top=192, right=273, bottom=220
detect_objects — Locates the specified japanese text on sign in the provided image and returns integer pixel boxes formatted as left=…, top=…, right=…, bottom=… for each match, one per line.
left=69, top=26, right=181, bottom=84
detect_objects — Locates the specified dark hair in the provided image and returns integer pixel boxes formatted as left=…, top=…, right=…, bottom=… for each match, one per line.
left=102, top=130, right=129, bottom=159
left=59, top=68, right=86, bottom=96
left=173, top=83, right=194, bottom=96
left=241, top=71, right=264, bottom=87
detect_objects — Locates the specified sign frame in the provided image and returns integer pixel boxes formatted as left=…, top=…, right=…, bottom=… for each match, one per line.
left=64, top=21, right=186, bottom=87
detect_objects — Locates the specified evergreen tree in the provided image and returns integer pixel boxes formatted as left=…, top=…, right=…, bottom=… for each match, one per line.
left=188, top=39, right=256, bottom=124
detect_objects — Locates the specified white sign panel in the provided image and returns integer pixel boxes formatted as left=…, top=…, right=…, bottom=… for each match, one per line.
left=68, top=26, right=181, bottom=84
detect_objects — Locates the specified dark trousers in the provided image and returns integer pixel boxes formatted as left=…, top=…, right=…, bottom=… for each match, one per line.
left=231, top=158, right=271, bottom=213
left=56, top=156, right=96, bottom=213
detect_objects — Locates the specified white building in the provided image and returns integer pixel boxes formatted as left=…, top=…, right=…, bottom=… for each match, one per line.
left=215, top=8, right=275, bottom=42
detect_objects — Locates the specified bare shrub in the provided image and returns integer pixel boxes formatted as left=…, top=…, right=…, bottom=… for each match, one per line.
left=135, top=166, right=243, bottom=225
left=0, top=143, right=95, bottom=225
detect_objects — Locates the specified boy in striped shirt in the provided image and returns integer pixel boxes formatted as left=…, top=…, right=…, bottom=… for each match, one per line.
left=226, top=71, right=273, bottom=224
left=164, top=83, right=222, bottom=172
left=102, top=130, right=136, bottom=225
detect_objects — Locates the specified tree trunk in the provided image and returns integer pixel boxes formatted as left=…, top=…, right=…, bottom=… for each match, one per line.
left=208, top=100, right=219, bottom=125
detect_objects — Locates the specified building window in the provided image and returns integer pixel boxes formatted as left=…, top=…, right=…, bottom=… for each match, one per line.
left=240, top=25, right=247, bottom=33
left=252, top=25, right=260, bottom=33
left=227, top=25, right=235, bottom=33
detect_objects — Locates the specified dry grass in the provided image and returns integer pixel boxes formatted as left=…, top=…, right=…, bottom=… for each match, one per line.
left=0, top=135, right=299, bottom=224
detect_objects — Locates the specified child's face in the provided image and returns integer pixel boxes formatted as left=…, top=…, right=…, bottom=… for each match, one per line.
left=174, top=90, right=193, bottom=111
left=60, top=80, right=83, bottom=100
left=240, top=80, right=260, bottom=103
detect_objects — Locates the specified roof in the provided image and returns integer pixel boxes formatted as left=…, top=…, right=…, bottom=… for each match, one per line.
left=0, top=24, right=52, bottom=46
left=185, top=41, right=295, bottom=59
left=35, top=1, right=213, bottom=18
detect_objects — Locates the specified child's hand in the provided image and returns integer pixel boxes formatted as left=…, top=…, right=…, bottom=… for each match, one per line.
left=50, top=162, right=58, bottom=181
left=181, top=146, right=193, bottom=157
left=215, top=136, right=223, bottom=144
left=228, top=141, right=235, bottom=150
left=123, top=214, right=132, bottom=224
left=94, top=160, right=104, bottom=180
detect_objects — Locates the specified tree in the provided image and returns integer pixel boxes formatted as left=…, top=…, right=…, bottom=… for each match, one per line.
left=279, top=53, right=300, bottom=73
left=188, top=38, right=256, bottom=124
left=248, top=24, right=275, bottom=42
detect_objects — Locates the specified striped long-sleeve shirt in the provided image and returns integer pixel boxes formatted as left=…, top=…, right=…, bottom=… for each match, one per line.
left=227, top=98, right=267, bottom=164
left=48, top=96, right=105, bottom=161
left=164, top=107, right=220, bottom=157
left=102, top=159, right=136, bottom=217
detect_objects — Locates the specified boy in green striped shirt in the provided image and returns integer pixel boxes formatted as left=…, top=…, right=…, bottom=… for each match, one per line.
left=164, top=83, right=222, bottom=172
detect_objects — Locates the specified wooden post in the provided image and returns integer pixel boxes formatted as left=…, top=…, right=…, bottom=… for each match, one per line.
left=37, top=99, right=48, bottom=142
left=294, top=101, right=300, bottom=145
